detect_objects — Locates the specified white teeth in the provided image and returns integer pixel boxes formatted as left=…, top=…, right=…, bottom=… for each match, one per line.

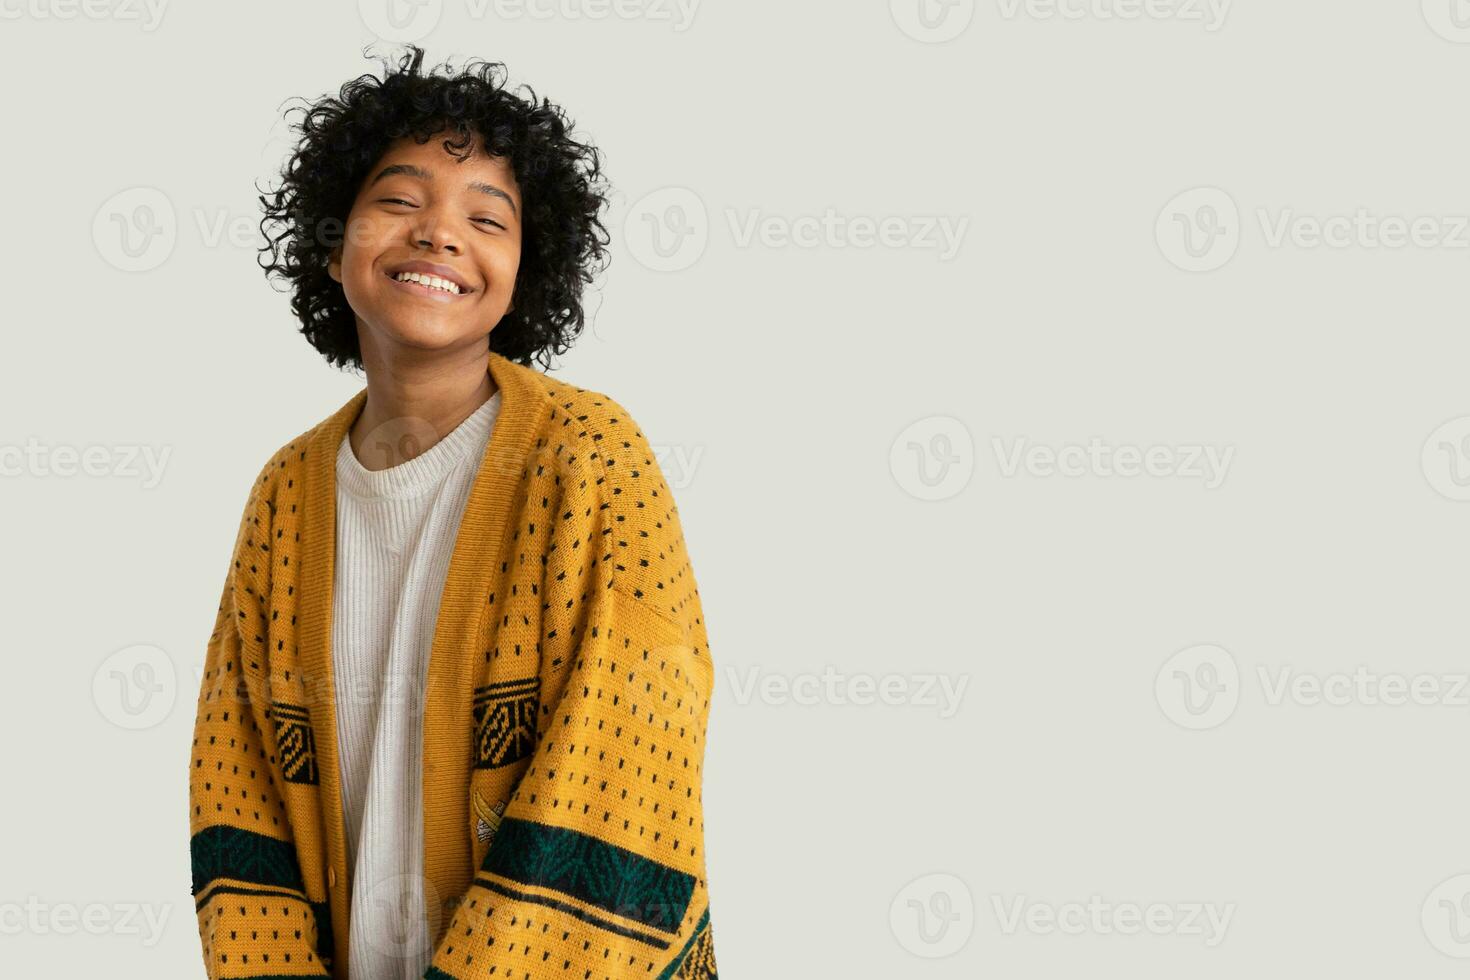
left=392, top=271, right=462, bottom=295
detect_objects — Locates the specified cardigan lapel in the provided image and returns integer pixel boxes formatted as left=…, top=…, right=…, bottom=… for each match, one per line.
left=296, top=351, right=546, bottom=979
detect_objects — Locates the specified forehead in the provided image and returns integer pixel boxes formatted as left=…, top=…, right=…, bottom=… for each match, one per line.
left=366, top=134, right=519, bottom=202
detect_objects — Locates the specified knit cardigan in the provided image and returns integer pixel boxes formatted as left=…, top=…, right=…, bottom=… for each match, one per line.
left=188, top=351, right=719, bottom=980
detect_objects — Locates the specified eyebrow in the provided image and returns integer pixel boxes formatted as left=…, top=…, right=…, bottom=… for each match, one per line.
left=369, top=163, right=518, bottom=217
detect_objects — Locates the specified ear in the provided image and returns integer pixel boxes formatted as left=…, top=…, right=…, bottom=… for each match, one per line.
left=327, top=245, right=343, bottom=284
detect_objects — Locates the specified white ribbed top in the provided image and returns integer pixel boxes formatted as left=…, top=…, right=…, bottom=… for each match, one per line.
left=331, top=390, right=501, bottom=980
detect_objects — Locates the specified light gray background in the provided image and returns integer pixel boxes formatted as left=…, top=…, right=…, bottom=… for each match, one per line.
left=3, top=0, right=1470, bottom=976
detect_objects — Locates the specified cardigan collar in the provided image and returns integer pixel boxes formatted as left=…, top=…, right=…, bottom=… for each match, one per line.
left=295, top=350, right=547, bottom=979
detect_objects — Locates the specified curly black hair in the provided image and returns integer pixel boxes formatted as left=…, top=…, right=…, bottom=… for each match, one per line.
left=256, top=45, right=611, bottom=372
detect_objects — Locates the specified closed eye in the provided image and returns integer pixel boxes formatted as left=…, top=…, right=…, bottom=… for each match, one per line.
left=472, top=217, right=505, bottom=229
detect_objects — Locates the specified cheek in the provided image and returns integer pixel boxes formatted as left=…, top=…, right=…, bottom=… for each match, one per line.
left=488, top=246, right=522, bottom=293
left=340, top=213, right=394, bottom=273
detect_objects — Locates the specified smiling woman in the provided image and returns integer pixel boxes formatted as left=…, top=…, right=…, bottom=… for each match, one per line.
left=255, top=45, right=611, bottom=372
left=325, top=135, right=524, bottom=362
left=193, top=44, right=720, bottom=980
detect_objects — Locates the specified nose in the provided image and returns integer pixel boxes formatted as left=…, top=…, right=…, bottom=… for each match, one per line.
left=410, top=205, right=462, bottom=255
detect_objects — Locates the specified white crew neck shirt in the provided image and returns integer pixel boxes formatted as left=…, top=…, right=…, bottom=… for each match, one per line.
left=331, top=390, right=501, bottom=980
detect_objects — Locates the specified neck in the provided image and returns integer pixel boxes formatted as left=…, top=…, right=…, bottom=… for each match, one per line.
left=348, top=336, right=499, bottom=472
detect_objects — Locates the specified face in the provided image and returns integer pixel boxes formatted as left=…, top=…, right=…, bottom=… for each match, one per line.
left=327, top=131, right=522, bottom=360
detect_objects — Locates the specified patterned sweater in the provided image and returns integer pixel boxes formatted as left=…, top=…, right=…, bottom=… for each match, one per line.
left=188, top=351, right=719, bottom=980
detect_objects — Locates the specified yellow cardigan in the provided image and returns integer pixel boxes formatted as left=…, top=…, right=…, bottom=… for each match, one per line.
left=188, top=351, right=718, bottom=979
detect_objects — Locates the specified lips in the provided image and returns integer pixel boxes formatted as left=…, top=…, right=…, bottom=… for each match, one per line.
left=383, top=260, right=475, bottom=295
left=385, top=270, right=467, bottom=298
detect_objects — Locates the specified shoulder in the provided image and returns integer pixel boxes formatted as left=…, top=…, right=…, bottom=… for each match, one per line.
left=532, top=370, right=703, bottom=628
left=225, top=409, right=327, bottom=597
left=529, top=369, right=670, bottom=498
left=241, top=420, right=319, bottom=518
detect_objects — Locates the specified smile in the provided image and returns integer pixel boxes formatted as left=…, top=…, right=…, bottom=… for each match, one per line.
left=385, top=270, right=471, bottom=299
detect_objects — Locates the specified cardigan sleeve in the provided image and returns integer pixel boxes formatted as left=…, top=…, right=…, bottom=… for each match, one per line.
left=188, top=484, right=336, bottom=978
left=421, top=585, right=719, bottom=980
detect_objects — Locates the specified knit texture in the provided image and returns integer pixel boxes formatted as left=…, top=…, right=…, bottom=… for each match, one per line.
left=333, top=390, right=502, bottom=979
left=188, top=352, right=718, bottom=980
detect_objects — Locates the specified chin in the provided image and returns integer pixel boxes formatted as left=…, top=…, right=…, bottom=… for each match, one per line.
left=382, top=319, right=473, bottom=350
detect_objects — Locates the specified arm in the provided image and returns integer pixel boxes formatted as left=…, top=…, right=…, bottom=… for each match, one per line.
left=422, top=583, right=718, bottom=980
left=189, top=480, right=336, bottom=978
